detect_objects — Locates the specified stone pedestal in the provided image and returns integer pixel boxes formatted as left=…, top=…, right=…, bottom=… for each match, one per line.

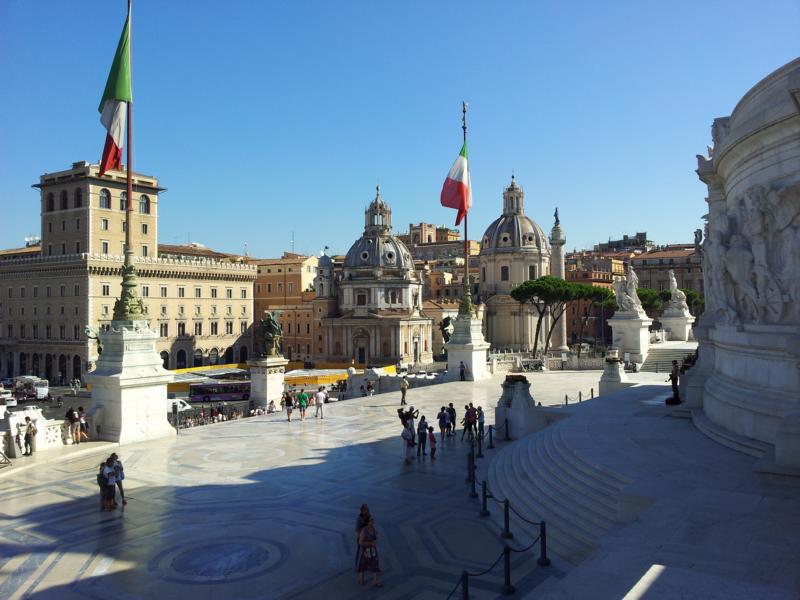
left=660, top=309, right=696, bottom=342
left=609, top=312, right=653, bottom=366
left=85, top=319, right=175, bottom=445
left=681, top=320, right=712, bottom=409
left=248, top=355, right=289, bottom=409
left=494, top=375, right=548, bottom=440
left=445, top=311, right=491, bottom=382
left=598, top=348, right=630, bottom=396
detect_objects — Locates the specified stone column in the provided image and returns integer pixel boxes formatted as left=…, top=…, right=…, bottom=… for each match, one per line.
left=549, top=214, right=569, bottom=352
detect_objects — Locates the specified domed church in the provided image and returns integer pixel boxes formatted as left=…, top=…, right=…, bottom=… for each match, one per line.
left=478, top=176, right=568, bottom=352
left=314, top=187, right=434, bottom=366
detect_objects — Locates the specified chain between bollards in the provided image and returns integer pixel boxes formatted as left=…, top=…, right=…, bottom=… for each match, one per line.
left=479, top=480, right=490, bottom=517
left=488, top=425, right=495, bottom=449
left=538, top=521, right=551, bottom=566
left=501, top=498, right=513, bottom=539
left=501, top=545, right=515, bottom=595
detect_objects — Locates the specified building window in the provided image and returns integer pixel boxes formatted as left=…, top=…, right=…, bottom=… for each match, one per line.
left=160, top=305, right=167, bottom=316
left=178, top=287, right=185, bottom=298
left=61, top=220, right=66, bottom=232
left=139, top=195, right=151, bottom=214
left=20, top=287, right=25, bottom=299
left=267, top=283, right=272, bottom=293
left=195, top=305, right=201, bottom=316
left=60, top=285, right=65, bottom=297
left=177, top=322, right=186, bottom=336
left=160, top=286, right=167, bottom=297
left=142, top=223, right=148, bottom=235
left=76, top=218, right=80, bottom=230
left=528, top=265, right=536, bottom=280
left=61, top=243, right=66, bottom=255
left=102, top=284, right=110, bottom=296
left=226, top=322, right=233, bottom=335
left=33, top=287, right=38, bottom=298
left=277, top=283, right=283, bottom=292
left=45, top=325, right=52, bottom=339
left=48, top=222, right=52, bottom=233
left=287, top=283, right=293, bottom=294
left=141, top=245, right=148, bottom=257
left=287, top=323, right=292, bottom=334
left=211, top=305, right=217, bottom=315
left=142, top=285, right=149, bottom=297
left=102, top=305, right=109, bottom=316
left=74, top=325, right=79, bottom=339
left=74, top=187, right=83, bottom=208
left=211, top=288, right=217, bottom=298
left=118, top=191, right=126, bottom=211
left=46, top=193, right=54, bottom=212
left=356, top=293, right=367, bottom=306
left=99, top=188, right=111, bottom=209
left=74, top=284, right=80, bottom=296
left=226, top=306, right=232, bottom=316
left=241, top=288, right=247, bottom=299
left=501, top=266, right=510, bottom=281
left=75, top=241, right=81, bottom=253
left=195, top=287, right=201, bottom=298
left=194, top=322, right=202, bottom=336
left=101, top=241, right=109, bottom=254
left=226, top=288, right=233, bottom=299
left=160, top=323, right=168, bottom=337
left=211, top=321, right=218, bottom=335
left=241, top=322, right=247, bottom=334
left=60, top=190, right=68, bottom=210
left=47, top=244, right=52, bottom=256
left=101, top=218, right=109, bottom=230
left=306, top=323, right=310, bottom=334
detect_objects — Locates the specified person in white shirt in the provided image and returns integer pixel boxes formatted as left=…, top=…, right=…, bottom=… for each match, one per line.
left=315, top=387, right=327, bottom=419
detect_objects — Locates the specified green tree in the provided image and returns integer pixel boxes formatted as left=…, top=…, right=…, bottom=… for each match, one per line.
left=511, top=276, right=576, bottom=356
left=636, top=287, right=662, bottom=314
left=575, top=285, right=615, bottom=356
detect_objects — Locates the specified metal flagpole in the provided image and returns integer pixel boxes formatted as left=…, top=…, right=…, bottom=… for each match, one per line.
left=459, top=101, right=473, bottom=316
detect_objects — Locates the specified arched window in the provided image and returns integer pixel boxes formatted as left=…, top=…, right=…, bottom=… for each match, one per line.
left=193, top=349, right=203, bottom=367
left=209, top=348, right=219, bottom=365
left=120, top=191, right=127, bottom=211
left=426, top=234, right=432, bottom=243
left=501, top=266, right=510, bottom=281
left=99, top=189, right=111, bottom=209
left=46, top=193, right=54, bottom=212
left=177, top=349, right=187, bottom=369
left=72, top=355, right=81, bottom=381
left=139, top=195, right=150, bottom=214
left=74, top=188, right=83, bottom=208
left=59, top=190, right=68, bottom=210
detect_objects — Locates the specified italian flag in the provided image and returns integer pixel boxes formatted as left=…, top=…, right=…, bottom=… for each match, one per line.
left=98, top=10, right=132, bottom=176
left=440, top=141, right=472, bottom=226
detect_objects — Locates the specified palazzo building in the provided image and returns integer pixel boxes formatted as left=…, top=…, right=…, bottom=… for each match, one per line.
left=314, top=188, right=433, bottom=366
left=0, top=161, right=256, bottom=382
left=478, top=176, right=567, bottom=352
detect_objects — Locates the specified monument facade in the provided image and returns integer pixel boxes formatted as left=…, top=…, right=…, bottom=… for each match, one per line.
left=688, top=58, right=800, bottom=465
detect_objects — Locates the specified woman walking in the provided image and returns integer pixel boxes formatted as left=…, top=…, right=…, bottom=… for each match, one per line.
left=354, top=504, right=370, bottom=568
left=356, top=516, right=382, bottom=587
left=111, top=453, right=127, bottom=505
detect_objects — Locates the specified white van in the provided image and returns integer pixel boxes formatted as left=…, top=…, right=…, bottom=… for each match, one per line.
left=167, top=398, right=192, bottom=413
left=14, top=376, right=49, bottom=400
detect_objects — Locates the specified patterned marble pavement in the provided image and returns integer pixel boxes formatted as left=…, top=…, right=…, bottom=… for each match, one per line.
left=0, top=372, right=604, bottom=600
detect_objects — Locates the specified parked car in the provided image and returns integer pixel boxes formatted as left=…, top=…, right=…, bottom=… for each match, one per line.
left=0, top=389, right=17, bottom=407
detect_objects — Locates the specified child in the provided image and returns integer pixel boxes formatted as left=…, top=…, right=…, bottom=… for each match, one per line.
left=428, top=426, right=437, bottom=460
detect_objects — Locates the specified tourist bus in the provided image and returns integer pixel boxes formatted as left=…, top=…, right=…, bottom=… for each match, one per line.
left=188, top=381, right=251, bottom=403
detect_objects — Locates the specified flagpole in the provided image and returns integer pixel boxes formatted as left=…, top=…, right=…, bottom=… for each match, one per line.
left=459, top=101, right=474, bottom=316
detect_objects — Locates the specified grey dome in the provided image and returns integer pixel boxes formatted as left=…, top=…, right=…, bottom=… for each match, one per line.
left=343, top=235, right=414, bottom=271
left=481, top=215, right=549, bottom=254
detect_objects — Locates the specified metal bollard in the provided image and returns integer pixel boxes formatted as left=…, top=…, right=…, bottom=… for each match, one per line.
left=579, top=391, right=582, bottom=402
left=591, top=387, right=594, bottom=399
left=501, top=498, right=513, bottom=539
left=479, top=481, right=490, bottom=517
left=537, top=521, right=551, bottom=566
left=477, top=429, right=484, bottom=458
left=564, top=394, right=568, bottom=406
left=504, top=418, right=510, bottom=441
left=461, top=571, right=469, bottom=600
left=465, top=450, right=473, bottom=483
left=501, top=545, right=515, bottom=595
left=488, top=425, right=495, bottom=449
left=469, top=463, right=478, bottom=498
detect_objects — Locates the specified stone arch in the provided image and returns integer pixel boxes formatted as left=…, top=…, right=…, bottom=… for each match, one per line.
left=19, top=353, right=28, bottom=375
left=58, top=354, right=67, bottom=382
left=176, top=349, right=187, bottom=369
left=209, top=348, right=219, bottom=365
left=72, top=355, right=81, bottom=381
left=32, top=354, right=40, bottom=376
left=45, top=354, right=53, bottom=383
left=192, top=349, right=203, bottom=367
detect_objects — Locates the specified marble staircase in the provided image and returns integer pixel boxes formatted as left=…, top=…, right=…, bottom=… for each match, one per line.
left=640, top=345, right=695, bottom=372
left=487, top=421, right=630, bottom=565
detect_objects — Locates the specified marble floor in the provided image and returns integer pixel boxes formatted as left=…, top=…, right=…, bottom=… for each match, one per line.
left=0, top=372, right=598, bottom=600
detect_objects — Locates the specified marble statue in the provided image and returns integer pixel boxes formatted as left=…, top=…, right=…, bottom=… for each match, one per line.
left=666, top=270, right=690, bottom=314
left=439, top=316, right=454, bottom=344
left=260, top=311, right=283, bottom=357
left=613, top=266, right=645, bottom=316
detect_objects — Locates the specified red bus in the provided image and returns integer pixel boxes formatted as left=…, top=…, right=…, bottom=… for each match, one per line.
left=189, top=381, right=251, bottom=403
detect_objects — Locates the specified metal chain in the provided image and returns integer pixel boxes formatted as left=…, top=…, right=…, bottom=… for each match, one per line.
left=508, top=535, right=541, bottom=553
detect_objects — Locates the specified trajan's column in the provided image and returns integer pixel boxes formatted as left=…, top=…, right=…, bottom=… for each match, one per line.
left=549, top=209, right=569, bottom=352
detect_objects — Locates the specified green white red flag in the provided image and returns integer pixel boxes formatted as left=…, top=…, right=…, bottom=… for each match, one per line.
left=98, top=9, right=132, bottom=176
left=440, top=141, right=472, bottom=226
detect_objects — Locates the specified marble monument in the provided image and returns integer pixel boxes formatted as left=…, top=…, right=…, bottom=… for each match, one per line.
left=609, top=266, right=653, bottom=366
left=660, top=270, right=695, bottom=341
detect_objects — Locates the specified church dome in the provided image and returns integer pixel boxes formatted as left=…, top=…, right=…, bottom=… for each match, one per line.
left=343, top=187, right=415, bottom=273
left=481, top=176, right=550, bottom=255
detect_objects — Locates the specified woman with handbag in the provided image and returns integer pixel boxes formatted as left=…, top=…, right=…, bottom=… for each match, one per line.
left=356, top=516, right=382, bottom=587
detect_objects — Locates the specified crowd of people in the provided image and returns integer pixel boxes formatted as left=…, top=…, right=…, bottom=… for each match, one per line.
left=96, top=452, right=126, bottom=511
left=281, top=387, right=329, bottom=421
left=396, top=402, right=484, bottom=465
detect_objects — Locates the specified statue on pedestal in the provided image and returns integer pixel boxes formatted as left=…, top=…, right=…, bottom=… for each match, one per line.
left=260, top=311, right=283, bottom=357
left=667, top=270, right=690, bottom=314
left=613, top=267, right=645, bottom=316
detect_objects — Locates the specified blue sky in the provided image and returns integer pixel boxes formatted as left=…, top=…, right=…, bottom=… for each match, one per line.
left=1, top=1, right=797, bottom=258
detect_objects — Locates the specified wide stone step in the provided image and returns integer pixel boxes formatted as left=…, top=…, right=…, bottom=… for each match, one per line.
left=540, top=426, right=627, bottom=499
left=508, top=440, right=613, bottom=536
left=488, top=443, right=596, bottom=563
left=691, top=410, right=770, bottom=458
left=530, top=430, right=619, bottom=519
left=551, top=426, right=630, bottom=490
